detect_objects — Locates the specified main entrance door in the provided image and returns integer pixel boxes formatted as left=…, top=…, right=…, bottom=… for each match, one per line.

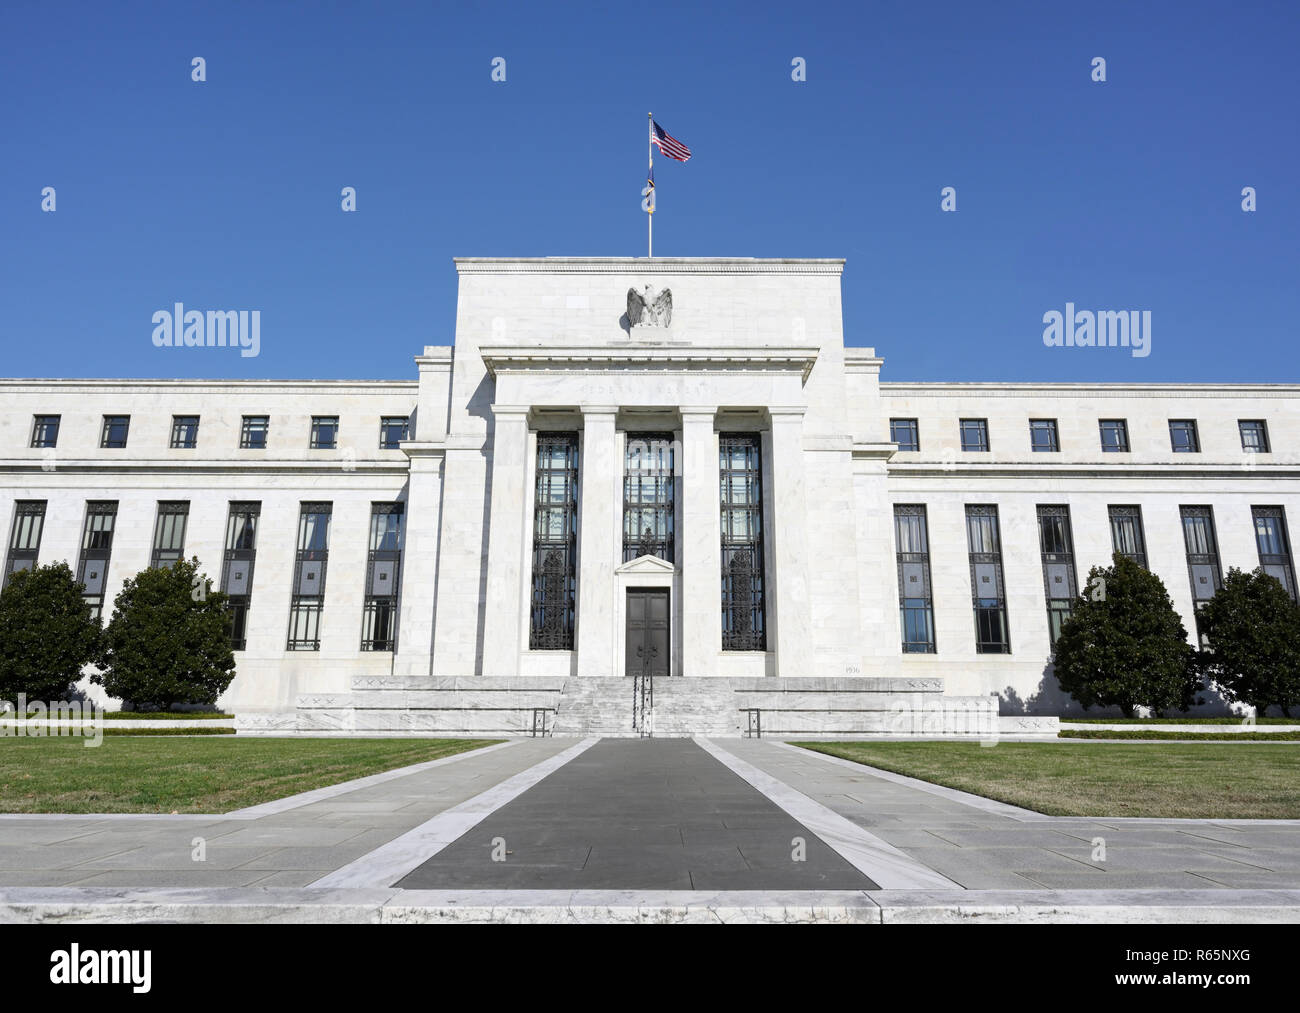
left=626, top=589, right=670, bottom=679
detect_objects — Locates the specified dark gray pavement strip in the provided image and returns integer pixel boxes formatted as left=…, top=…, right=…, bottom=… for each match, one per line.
left=395, top=739, right=879, bottom=891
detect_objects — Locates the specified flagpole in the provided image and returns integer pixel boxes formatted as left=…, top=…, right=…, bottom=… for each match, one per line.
left=647, top=112, right=653, bottom=258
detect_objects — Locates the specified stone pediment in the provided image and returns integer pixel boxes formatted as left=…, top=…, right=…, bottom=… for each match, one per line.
left=615, top=554, right=677, bottom=575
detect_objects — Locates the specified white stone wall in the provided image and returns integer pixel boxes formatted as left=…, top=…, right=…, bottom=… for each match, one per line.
left=3, top=262, right=1297, bottom=720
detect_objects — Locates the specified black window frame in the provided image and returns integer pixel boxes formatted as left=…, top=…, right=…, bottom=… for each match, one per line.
left=622, top=433, right=676, bottom=563
left=78, top=501, right=118, bottom=623
left=379, top=415, right=411, bottom=450
left=222, top=501, right=261, bottom=651
left=959, top=418, right=989, bottom=453
left=4, top=500, right=47, bottom=589
left=1037, top=505, right=1078, bottom=646
left=361, top=502, right=403, bottom=652
left=894, top=504, right=936, bottom=653
left=1108, top=504, right=1148, bottom=568
left=287, top=501, right=332, bottom=651
left=149, top=501, right=189, bottom=570
left=240, top=415, right=269, bottom=449
left=720, top=433, right=767, bottom=652
left=966, top=504, right=1010, bottom=654
left=1239, top=420, right=1270, bottom=453
left=1180, top=505, right=1222, bottom=647
left=310, top=415, right=339, bottom=450
left=1029, top=419, right=1059, bottom=453
left=100, top=415, right=130, bottom=449
left=529, top=433, right=579, bottom=650
left=1253, top=506, right=1297, bottom=600
left=1169, top=419, right=1200, bottom=453
left=30, top=415, right=60, bottom=449
left=170, top=414, right=200, bottom=449
left=890, top=418, right=920, bottom=453
left=1099, top=419, right=1130, bottom=453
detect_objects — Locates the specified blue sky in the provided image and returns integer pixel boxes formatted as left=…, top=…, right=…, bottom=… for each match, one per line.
left=1, top=0, right=1296, bottom=383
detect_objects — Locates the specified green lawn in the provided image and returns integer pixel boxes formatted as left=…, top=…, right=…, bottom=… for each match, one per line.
left=1059, top=729, right=1300, bottom=741
left=793, top=741, right=1300, bottom=819
left=0, top=737, right=495, bottom=814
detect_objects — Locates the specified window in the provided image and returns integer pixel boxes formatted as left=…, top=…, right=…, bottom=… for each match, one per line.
left=966, top=505, right=1009, bottom=653
left=310, top=416, right=339, bottom=449
left=241, top=415, right=269, bottom=449
left=623, top=433, right=675, bottom=562
left=222, top=502, right=261, bottom=651
left=78, top=501, right=118, bottom=622
left=1099, top=419, right=1129, bottom=453
left=890, top=418, right=920, bottom=453
left=30, top=415, right=60, bottom=449
left=720, top=434, right=766, bottom=651
left=1029, top=419, right=1059, bottom=453
left=361, top=503, right=403, bottom=651
left=1169, top=419, right=1200, bottom=453
left=1180, top=506, right=1221, bottom=646
left=1037, top=506, right=1078, bottom=646
left=379, top=416, right=410, bottom=449
left=530, top=433, right=579, bottom=649
left=100, top=415, right=130, bottom=448
left=1109, top=505, right=1147, bottom=568
left=894, top=505, right=935, bottom=653
left=287, top=502, right=332, bottom=650
left=4, top=501, right=46, bottom=589
left=150, top=501, right=189, bottom=569
left=959, top=418, right=989, bottom=452
left=170, top=415, right=199, bottom=449
left=1239, top=420, right=1270, bottom=453
left=1253, top=506, right=1297, bottom=600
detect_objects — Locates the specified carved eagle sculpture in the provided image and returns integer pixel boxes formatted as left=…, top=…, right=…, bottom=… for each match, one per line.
left=627, top=284, right=672, bottom=328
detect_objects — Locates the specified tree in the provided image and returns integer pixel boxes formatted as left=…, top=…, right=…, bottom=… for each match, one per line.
left=1053, top=553, right=1200, bottom=717
left=0, top=562, right=101, bottom=705
left=1197, top=567, right=1300, bottom=717
left=93, top=557, right=235, bottom=709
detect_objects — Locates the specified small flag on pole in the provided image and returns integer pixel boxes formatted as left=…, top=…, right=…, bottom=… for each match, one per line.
left=651, top=120, right=692, bottom=161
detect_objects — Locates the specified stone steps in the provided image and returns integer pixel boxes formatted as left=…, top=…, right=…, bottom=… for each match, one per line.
left=245, top=674, right=1046, bottom=739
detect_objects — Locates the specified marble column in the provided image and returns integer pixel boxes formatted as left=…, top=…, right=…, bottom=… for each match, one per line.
left=768, top=407, right=813, bottom=677
left=575, top=407, right=618, bottom=677
left=480, top=406, right=530, bottom=678
left=392, top=446, right=444, bottom=677
left=681, top=408, right=720, bottom=678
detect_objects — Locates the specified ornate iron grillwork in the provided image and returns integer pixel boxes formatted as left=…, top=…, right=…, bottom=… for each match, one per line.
left=720, top=434, right=766, bottom=651
left=1253, top=506, right=1297, bottom=600
left=1037, top=505, right=1078, bottom=646
left=623, top=433, right=675, bottom=562
left=149, top=501, right=189, bottom=570
left=1108, top=505, right=1147, bottom=568
left=77, top=501, right=118, bottom=623
left=287, top=502, right=332, bottom=651
left=222, top=501, right=261, bottom=651
left=530, top=433, right=578, bottom=649
left=1181, top=506, right=1222, bottom=647
left=894, top=504, right=936, bottom=653
left=966, top=504, right=1010, bottom=654
left=361, top=503, right=403, bottom=651
left=632, top=672, right=654, bottom=736
left=4, top=500, right=46, bottom=590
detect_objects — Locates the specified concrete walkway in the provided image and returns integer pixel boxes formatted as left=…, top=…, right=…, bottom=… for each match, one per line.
left=1, top=736, right=1299, bottom=921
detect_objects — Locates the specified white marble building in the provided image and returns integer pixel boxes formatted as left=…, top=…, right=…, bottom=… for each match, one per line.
left=2, top=257, right=1297, bottom=734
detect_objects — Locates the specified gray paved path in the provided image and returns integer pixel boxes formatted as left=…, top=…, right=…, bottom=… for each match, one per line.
left=396, top=739, right=877, bottom=890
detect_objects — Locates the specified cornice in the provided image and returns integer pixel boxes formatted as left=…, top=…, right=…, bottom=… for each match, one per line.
left=454, top=257, right=844, bottom=277
left=479, top=344, right=820, bottom=382
left=879, top=382, right=1300, bottom=398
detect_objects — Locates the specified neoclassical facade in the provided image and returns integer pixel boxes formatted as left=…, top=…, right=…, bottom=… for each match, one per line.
left=2, top=258, right=1298, bottom=734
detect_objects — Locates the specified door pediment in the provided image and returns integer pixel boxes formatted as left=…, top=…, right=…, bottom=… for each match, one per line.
left=615, top=554, right=676, bottom=576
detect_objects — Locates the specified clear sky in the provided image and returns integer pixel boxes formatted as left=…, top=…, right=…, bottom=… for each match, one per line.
left=1, top=0, right=1296, bottom=383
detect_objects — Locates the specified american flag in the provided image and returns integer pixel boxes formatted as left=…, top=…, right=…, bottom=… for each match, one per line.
left=651, top=120, right=692, bottom=161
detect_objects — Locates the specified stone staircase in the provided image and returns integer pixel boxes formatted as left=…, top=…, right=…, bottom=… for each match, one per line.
left=236, top=673, right=1058, bottom=739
